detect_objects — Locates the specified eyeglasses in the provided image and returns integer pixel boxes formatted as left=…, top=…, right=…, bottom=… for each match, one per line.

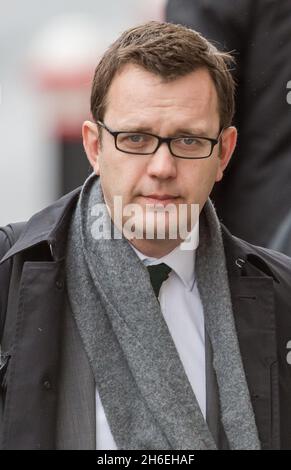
left=97, top=120, right=224, bottom=159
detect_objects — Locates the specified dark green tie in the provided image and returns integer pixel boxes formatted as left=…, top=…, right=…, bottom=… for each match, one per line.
left=147, top=263, right=172, bottom=298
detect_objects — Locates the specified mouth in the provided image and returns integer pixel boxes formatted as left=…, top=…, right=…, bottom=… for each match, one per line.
left=140, top=194, right=180, bottom=207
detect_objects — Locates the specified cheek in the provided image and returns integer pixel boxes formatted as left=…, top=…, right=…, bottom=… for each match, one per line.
left=98, top=153, right=120, bottom=205
left=184, top=161, right=219, bottom=204
left=99, top=152, right=145, bottom=203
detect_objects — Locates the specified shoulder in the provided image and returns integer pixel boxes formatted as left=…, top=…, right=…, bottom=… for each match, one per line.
left=0, top=228, right=12, bottom=258
left=0, top=228, right=14, bottom=336
left=0, top=187, right=82, bottom=266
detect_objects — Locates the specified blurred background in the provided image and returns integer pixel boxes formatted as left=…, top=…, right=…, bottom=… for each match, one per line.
left=0, top=0, right=165, bottom=226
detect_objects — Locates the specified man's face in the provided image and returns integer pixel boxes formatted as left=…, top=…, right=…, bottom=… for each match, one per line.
left=83, top=64, right=237, bottom=255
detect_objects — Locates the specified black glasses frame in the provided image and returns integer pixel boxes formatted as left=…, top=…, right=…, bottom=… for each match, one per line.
left=97, top=120, right=224, bottom=159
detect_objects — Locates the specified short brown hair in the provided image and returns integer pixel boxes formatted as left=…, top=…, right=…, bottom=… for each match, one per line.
left=90, top=21, right=235, bottom=129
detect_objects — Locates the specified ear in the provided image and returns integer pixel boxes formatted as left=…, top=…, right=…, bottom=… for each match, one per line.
left=82, top=120, right=101, bottom=175
left=215, top=126, right=237, bottom=182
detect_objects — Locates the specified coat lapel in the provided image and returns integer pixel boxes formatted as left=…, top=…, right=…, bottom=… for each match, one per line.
left=2, top=255, right=96, bottom=450
left=2, top=255, right=65, bottom=449
left=222, top=226, right=280, bottom=449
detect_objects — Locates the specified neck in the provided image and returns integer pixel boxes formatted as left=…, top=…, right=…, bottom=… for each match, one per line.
left=128, top=237, right=182, bottom=258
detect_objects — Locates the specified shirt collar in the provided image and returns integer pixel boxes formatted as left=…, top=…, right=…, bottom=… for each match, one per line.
left=131, top=223, right=199, bottom=291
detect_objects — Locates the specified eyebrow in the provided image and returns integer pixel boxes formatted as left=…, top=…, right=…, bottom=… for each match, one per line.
left=171, top=128, right=209, bottom=137
left=117, top=124, right=209, bottom=137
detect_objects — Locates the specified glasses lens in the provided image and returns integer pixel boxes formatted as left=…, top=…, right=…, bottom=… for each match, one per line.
left=117, top=133, right=158, bottom=154
left=171, top=137, right=212, bottom=158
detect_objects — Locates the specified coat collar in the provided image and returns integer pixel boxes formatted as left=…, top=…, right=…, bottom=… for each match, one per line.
left=0, top=186, right=82, bottom=265
left=221, top=224, right=279, bottom=283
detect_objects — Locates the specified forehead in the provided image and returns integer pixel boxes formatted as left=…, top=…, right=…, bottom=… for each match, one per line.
left=104, top=64, right=219, bottom=131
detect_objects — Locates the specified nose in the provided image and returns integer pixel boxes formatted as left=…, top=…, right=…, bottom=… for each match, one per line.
left=146, top=142, right=177, bottom=180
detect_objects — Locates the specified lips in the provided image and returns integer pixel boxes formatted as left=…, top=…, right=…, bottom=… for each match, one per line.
left=140, top=194, right=179, bottom=206
left=146, top=194, right=178, bottom=200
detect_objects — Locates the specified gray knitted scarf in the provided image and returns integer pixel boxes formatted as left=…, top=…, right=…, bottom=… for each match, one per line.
left=65, top=173, right=260, bottom=450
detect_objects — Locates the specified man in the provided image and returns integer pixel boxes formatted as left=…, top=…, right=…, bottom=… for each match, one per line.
left=0, top=21, right=291, bottom=450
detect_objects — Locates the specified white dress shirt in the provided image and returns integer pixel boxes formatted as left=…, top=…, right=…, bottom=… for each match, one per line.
left=96, top=234, right=205, bottom=450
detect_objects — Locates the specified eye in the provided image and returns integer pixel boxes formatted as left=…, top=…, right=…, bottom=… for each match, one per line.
left=180, top=137, right=202, bottom=146
left=119, top=133, right=150, bottom=144
left=128, top=134, right=144, bottom=143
